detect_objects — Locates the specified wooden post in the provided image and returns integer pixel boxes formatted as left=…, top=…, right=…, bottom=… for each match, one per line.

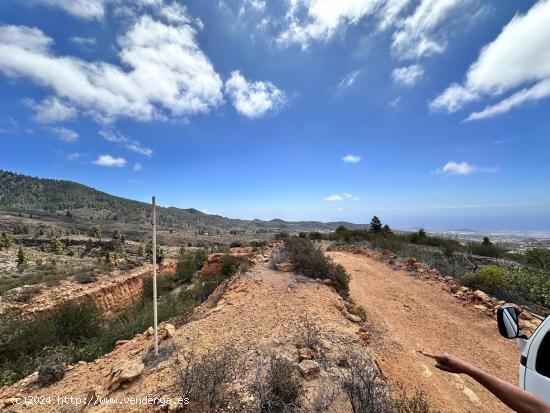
left=152, top=196, right=158, bottom=356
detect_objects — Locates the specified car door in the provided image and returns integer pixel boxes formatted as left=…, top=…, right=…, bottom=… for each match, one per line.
left=524, top=317, right=550, bottom=403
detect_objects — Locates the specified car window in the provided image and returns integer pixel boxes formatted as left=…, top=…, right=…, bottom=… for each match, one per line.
left=536, top=331, right=550, bottom=378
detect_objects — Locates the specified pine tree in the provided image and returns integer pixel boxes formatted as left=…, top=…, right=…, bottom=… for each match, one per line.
left=369, top=216, right=382, bottom=233
left=482, top=236, right=492, bottom=246
left=17, top=246, right=26, bottom=266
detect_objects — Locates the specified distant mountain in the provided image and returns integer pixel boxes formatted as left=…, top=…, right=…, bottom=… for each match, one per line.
left=0, top=170, right=365, bottom=233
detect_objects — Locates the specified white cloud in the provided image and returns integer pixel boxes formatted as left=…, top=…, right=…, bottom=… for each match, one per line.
left=133, top=162, right=143, bottom=171
left=0, top=14, right=224, bottom=123
left=25, top=97, right=77, bottom=123
left=70, top=36, right=96, bottom=46
left=465, top=79, right=550, bottom=121
left=50, top=126, right=78, bottom=142
left=239, top=0, right=266, bottom=16
left=432, top=161, right=494, bottom=175
left=431, top=0, right=550, bottom=119
left=93, top=154, right=127, bottom=167
left=391, top=0, right=477, bottom=60
left=99, top=129, right=153, bottom=156
left=342, top=154, right=361, bottom=163
left=225, top=71, right=286, bottom=118
left=338, top=70, right=362, bottom=89
left=324, top=193, right=359, bottom=201
left=325, top=194, right=344, bottom=201
left=277, top=0, right=380, bottom=48
left=378, top=0, right=413, bottom=30
left=31, top=0, right=115, bottom=20
left=392, top=64, right=424, bottom=86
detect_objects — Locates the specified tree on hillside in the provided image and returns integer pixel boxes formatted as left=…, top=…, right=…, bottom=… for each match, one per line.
left=0, top=231, right=12, bottom=250
left=369, top=216, right=382, bottom=233
left=17, top=246, right=26, bottom=267
left=382, top=224, right=392, bottom=234
left=89, top=226, right=101, bottom=241
left=482, top=236, right=492, bottom=246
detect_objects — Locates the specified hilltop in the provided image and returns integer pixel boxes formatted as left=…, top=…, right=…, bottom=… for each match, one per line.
left=0, top=170, right=364, bottom=236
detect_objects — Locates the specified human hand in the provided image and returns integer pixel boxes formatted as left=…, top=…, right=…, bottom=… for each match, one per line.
left=419, top=351, right=474, bottom=375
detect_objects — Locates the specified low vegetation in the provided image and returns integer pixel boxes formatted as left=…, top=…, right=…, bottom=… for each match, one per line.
left=279, top=237, right=350, bottom=296
left=322, top=217, right=550, bottom=312
left=0, top=288, right=198, bottom=386
left=339, top=352, right=438, bottom=413
left=461, top=265, right=550, bottom=308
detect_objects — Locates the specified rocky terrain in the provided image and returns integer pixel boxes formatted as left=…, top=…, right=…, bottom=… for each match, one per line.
left=0, top=246, right=378, bottom=412
left=328, top=245, right=542, bottom=412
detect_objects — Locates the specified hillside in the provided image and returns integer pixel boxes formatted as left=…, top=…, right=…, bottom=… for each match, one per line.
left=0, top=170, right=364, bottom=234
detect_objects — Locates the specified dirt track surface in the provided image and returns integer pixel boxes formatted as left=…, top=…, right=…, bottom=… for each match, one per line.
left=328, top=251, right=519, bottom=413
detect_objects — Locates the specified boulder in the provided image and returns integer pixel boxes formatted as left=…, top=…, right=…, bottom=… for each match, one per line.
left=345, top=313, right=362, bottom=323
left=145, top=327, right=154, bottom=337
left=298, top=360, right=320, bottom=380
left=474, top=290, right=492, bottom=303
left=107, top=358, right=144, bottom=390
left=164, top=323, right=176, bottom=339
left=275, top=262, right=295, bottom=272
left=322, top=279, right=332, bottom=286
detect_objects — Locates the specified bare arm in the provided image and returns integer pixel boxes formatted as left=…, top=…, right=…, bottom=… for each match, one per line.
left=421, top=351, right=550, bottom=413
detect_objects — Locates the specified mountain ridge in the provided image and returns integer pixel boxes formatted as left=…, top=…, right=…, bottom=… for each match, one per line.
left=0, top=169, right=365, bottom=233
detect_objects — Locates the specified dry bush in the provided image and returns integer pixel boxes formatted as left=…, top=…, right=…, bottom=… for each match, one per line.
left=177, top=344, right=240, bottom=411
left=37, top=351, right=67, bottom=387
left=338, top=352, right=393, bottom=413
left=253, top=355, right=302, bottom=412
left=393, top=389, right=439, bottom=413
left=14, top=285, right=42, bottom=302
left=72, top=273, right=97, bottom=284
left=348, top=303, right=367, bottom=322
left=297, top=315, right=321, bottom=349
left=338, top=352, right=439, bottom=413
left=309, top=378, right=340, bottom=413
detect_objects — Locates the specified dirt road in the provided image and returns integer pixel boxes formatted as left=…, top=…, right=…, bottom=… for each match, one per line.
left=328, top=250, right=520, bottom=413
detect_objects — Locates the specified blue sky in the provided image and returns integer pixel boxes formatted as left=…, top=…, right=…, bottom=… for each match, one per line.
left=1, top=0, right=549, bottom=231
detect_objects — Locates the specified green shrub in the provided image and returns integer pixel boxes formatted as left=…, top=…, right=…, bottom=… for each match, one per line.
left=467, top=241, right=507, bottom=258
left=460, top=265, right=508, bottom=295
left=53, top=300, right=102, bottom=343
left=37, top=351, right=67, bottom=387
left=221, top=254, right=239, bottom=277
left=282, top=237, right=350, bottom=295
left=176, top=251, right=198, bottom=283
left=524, top=248, right=550, bottom=271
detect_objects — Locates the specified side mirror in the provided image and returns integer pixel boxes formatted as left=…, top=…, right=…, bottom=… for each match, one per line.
left=497, top=305, right=520, bottom=339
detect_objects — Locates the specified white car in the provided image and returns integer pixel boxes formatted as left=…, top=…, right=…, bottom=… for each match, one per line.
left=497, top=305, right=550, bottom=403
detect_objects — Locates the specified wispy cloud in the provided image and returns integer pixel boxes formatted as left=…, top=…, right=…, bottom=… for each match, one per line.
left=338, top=70, right=362, bottom=89
left=66, top=152, right=84, bottom=160
left=50, top=126, right=78, bottom=142
left=25, top=97, right=77, bottom=123
left=432, top=161, right=495, bottom=175
left=70, top=36, right=96, bottom=46
left=133, top=162, right=143, bottom=171
left=343, top=154, right=361, bottom=163
left=99, top=129, right=153, bottom=157
left=93, top=154, right=127, bottom=167
left=324, top=193, right=360, bottom=201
